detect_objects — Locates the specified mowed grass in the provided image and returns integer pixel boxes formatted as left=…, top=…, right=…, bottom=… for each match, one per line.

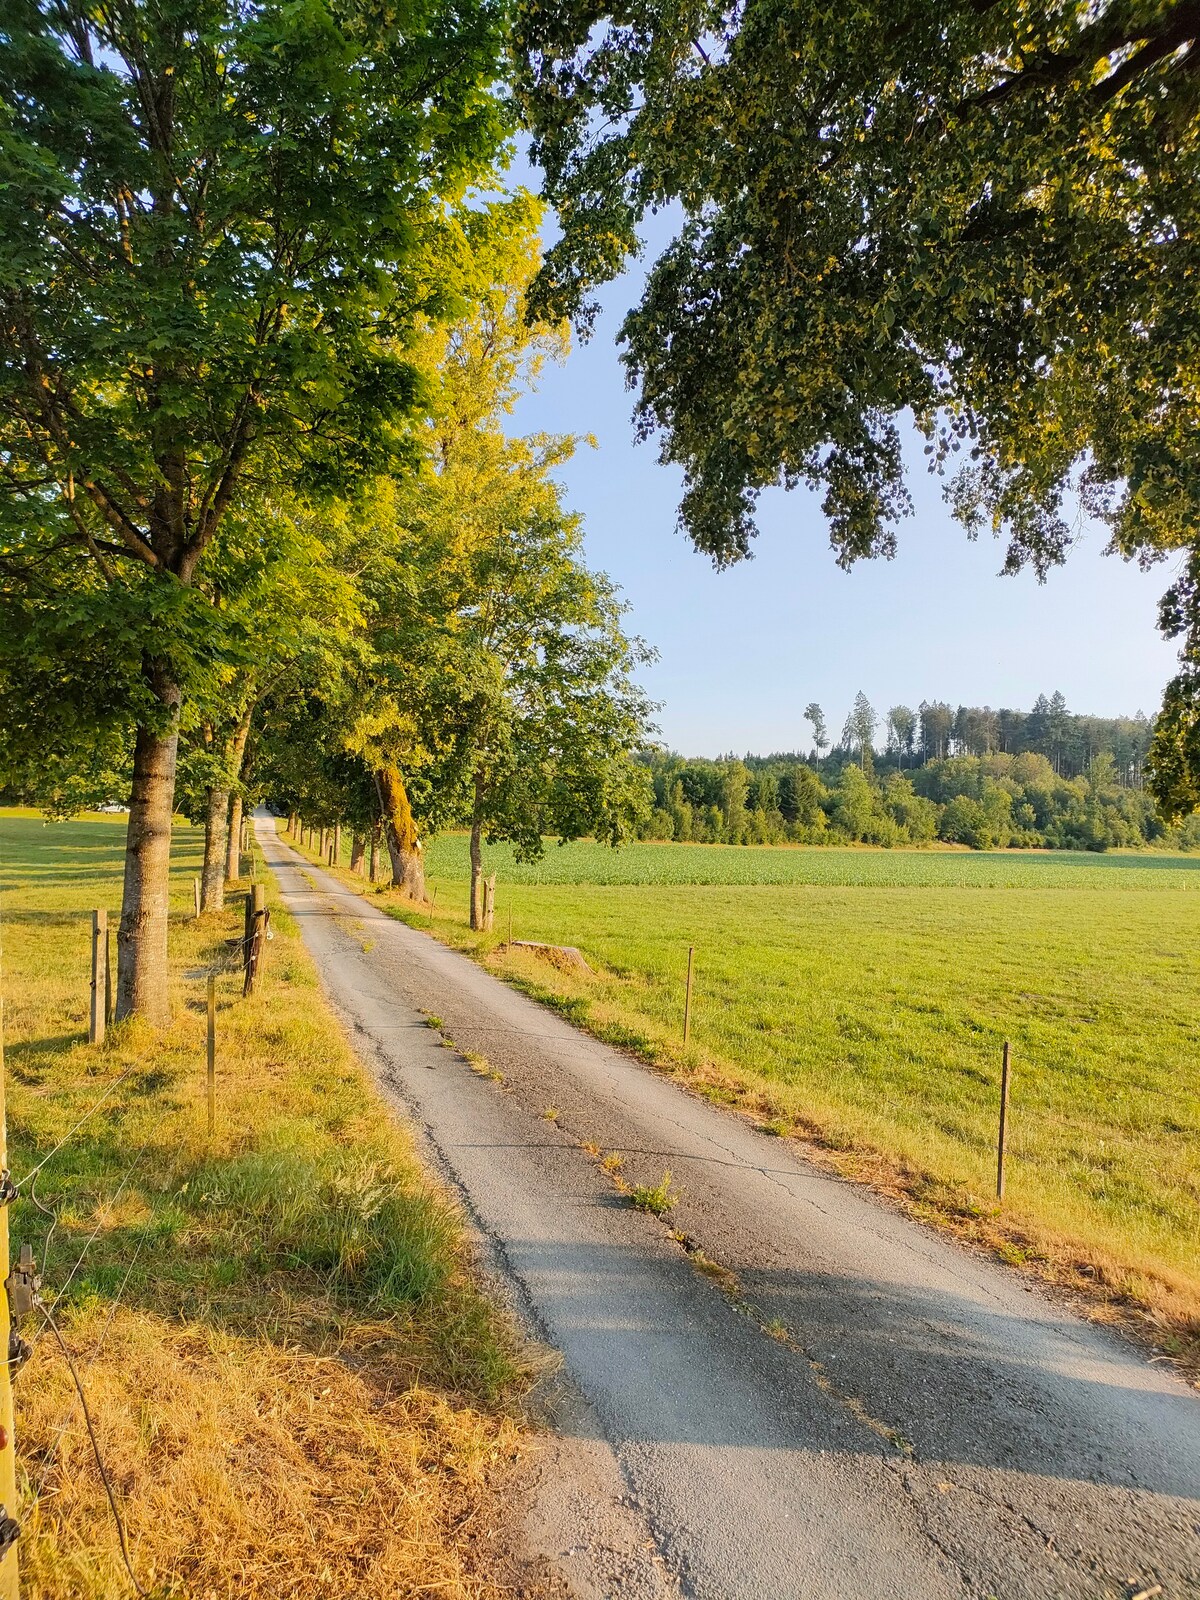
left=0, top=811, right=525, bottom=1599
left=339, top=832, right=1200, bottom=1348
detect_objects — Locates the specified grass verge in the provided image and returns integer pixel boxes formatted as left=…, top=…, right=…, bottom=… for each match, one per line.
left=295, top=824, right=1200, bottom=1378
left=0, top=811, right=528, bottom=1599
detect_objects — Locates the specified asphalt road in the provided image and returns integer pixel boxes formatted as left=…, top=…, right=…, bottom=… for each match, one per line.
left=259, top=817, right=1200, bottom=1600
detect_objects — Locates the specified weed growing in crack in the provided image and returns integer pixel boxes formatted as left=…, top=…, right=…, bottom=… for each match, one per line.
left=629, top=1171, right=675, bottom=1216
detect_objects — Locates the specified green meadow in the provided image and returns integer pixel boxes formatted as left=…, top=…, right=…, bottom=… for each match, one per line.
left=406, top=834, right=1200, bottom=1327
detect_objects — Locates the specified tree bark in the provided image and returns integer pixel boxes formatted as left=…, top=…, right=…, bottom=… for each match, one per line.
left=374, top=764, right=426, bottom=900
left=224, top=703, right=254, bottom=884
left=369, top=818, right=381, bottom=882
left=116, top=663, right=181, bottom=1026
left=350, top=834, right=366, bottom=874
left=226, top=793, right=243, bottom=882
left=201, top=785, right=229, bottom=912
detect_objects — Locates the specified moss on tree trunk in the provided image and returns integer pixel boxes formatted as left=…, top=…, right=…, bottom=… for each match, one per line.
left=374, top=764, right=426, bottom=900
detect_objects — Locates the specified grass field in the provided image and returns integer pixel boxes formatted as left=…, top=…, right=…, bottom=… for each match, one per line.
left=328, top=831, right=1200, bottom=1354
left=0, top=811, right=526, bottom=1599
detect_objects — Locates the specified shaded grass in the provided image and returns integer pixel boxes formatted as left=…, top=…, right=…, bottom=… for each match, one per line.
left=0, top=811, right=526, bottom=1598
left=302, top=826, right=1200, bottom=1361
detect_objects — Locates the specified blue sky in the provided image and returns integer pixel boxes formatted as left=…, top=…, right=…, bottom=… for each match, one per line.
left=508, top=187, right=1181, bottom=758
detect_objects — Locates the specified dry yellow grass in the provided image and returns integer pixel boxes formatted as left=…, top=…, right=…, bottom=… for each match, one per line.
left=0, top=812, right=531, bottom=1599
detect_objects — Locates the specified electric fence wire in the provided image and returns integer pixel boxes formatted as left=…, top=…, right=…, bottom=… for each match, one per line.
left=38, top=1301, right=147, bottom=1597
left=31, top=1226, right=149, bottom=1503
left=45, top=1139, right=149, bottom=1319
left=14, top=1062, right=138, bottom=1191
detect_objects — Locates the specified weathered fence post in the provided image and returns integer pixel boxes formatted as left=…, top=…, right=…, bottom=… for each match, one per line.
left=243, top=884, right=268, bottom=998
left=333, top=822, right=342, bottom=867
left=997, top=1040, right=1011, bottom=1202
left=193, top=876, right=201, bottom=919
left=482, top=873, right=496, bottom=931
left=207, top=974, right=216, bottom=1135
left=90, top=909, right=107, bottom=1046
left=0, top=998, right=21, bottom=1600
left=683, top=945, right=695, bottom=1046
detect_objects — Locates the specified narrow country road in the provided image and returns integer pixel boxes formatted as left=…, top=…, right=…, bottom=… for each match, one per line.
left=258, top=817, right=1200, bottom=1600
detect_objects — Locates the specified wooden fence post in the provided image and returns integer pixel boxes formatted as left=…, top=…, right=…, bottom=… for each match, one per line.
left=683, top=945, right=695, bottom=1046
left=997, top=1040, right=1011, bottom=1202
left=193, top=876, right=201, bottom=919
left=0, top=999, right=20, bottom=1599
left=89, top=910, right=107, bottom=1046
left=243, top=884, right=268, bottom=998
left=482, top=873, right=496, bottom=931
left=207, top=974, right=216, bottom=1135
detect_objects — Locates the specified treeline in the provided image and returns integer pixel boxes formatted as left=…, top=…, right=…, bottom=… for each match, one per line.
left=638, top=747, right=1197, bottom=852
left=806, top=692, right=1152, bottom=783
left=0, top=7, right=656, bottom=1028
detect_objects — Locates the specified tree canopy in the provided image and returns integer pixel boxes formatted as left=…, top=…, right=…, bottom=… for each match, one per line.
left=514, top=0, right=1200, bottom=808
left=0, top=0, right=513, bottom=1017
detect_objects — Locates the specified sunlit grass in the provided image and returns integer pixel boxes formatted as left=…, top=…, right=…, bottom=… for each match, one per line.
left=325, top=829, right=1200, bottom=1345
left=0, top=811, right=523, bottom=1599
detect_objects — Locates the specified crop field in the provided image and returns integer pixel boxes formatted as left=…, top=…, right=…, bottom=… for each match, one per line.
left=400, top=834, right=1200, bottom=1338
left=421, top=834, right=1200, bottom=890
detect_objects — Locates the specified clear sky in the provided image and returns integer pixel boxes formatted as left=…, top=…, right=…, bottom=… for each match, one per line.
left=508, top=183, right=1181, bottom=758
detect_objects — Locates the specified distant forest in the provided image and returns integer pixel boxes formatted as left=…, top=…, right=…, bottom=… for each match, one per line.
left=638, top=693, right=1196, bottom=852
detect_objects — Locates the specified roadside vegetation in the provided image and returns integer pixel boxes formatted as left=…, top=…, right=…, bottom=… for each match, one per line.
left=0, top=812, right=527, bottom=1599
left=301, top=828, right=1200, bottom=1364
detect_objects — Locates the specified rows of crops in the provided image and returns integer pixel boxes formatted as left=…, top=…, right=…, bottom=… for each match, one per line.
left=422, top=835, right=1200, bottom=890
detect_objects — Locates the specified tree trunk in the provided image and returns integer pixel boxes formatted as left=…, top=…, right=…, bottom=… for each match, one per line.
left=350, top=834, right=366, bottom=874
left=374, top=764, right=426, bottom=900
left=469, top=815, right=484, bottom=930
left=224, top=703, right=254, bottom=884
left=226, top=793, right=244, bottom=883
left=116, top=664, right=181, bottom=1026
left=201, top=786, right=229, bottom=912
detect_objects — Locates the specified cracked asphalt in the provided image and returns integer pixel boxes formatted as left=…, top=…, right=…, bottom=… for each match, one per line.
left=259, top=817, right=1200, bottom=1600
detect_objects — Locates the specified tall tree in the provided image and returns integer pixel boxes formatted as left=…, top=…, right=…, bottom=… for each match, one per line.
left=841, top=691, right=878, bottom=771
left=803, top=702, right=828, bottom=761
left=515, top=0, right=1200, bottom=803
left=920, top=701, right=953, bottom=762
left=0, top=0, right=508, bottom=1021
left=886, top=705, right=916, bottom=766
